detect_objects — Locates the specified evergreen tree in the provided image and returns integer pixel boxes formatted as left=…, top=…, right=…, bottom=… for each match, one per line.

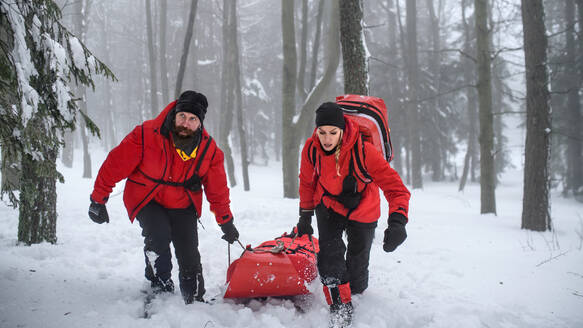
left=0, top=0, right=114, bottom=245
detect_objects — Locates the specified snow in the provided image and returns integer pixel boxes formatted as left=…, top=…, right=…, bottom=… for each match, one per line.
left=0, top=146, right=582, bottom=328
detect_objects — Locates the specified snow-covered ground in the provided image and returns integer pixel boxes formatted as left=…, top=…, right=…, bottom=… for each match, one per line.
left=1, top=147, right=582, bottom=328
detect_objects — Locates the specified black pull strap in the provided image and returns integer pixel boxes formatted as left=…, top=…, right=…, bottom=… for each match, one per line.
left=194, top=136, right=213, bottom=175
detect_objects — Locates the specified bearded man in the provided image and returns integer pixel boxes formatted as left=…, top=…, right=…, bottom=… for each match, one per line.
left=88, top=90, right=239, bottom=304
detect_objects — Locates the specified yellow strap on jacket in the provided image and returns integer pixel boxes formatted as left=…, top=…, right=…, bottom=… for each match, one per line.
left=175, top=146, right=198, bottom=161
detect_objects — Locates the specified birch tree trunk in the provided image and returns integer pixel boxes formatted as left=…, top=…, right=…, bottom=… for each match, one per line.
left=521, top=0, right=551, bottom=231
left=475, top=0, right=496, bottom=214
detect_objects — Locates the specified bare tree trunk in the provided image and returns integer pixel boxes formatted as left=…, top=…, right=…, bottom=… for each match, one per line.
left=426, top=0, right=443, bottom=181
left=61, top=132, right=74, bottom=168
left=281, top=0, right=298, bottom=198
left=282, top=0, right=341, bottom=198
left=297, top=0, right=309, bottom=100
left=145, top=0, right=159, bottom=117
left=159, top=0, right=169, bottom=103
left=308, top=0, right=325, bottom=91
left=220, top=0, right=236, bottom=187
left=521, top=0, right=551, bottom=231
left=340, top=0, right=368, bottom=95
left=175, top=0, right=198, bottom=99
left=232, top=0, right=250, bottom=191
left=459, top=0, right=477, bottom=191
left=406, top=0, right=422, bottom=189
left=475, top=0, right=496, bottom=214
left=565, top=0, right=583, bottom=195
left=303, top=0, right=325, bottom=140
left=74, top=0, right=92, bottom=178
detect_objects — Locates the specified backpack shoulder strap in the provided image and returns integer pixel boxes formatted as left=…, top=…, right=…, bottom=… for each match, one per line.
left=351, top=136, right=372, bottom=184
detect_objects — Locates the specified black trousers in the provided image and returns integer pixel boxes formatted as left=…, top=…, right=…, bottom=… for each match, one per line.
left=316, top=204, right=376, bottom=294
left=136, top=201, right=202, bottom=284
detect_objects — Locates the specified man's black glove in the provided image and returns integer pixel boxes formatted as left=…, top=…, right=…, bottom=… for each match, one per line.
left=296, top=208, right=314, bottom=237
left=88, top=197, right=109, bottom=224
left=220, top=219, right=239, bottom=244
left=383, top=212, right=407, bottom=252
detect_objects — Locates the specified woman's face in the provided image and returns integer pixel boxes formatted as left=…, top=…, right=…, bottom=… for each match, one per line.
left=317, top=125, right=342, bottom=152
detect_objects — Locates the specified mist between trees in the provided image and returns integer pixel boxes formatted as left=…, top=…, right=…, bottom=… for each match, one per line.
left=1, top=0, right=581, bottom=244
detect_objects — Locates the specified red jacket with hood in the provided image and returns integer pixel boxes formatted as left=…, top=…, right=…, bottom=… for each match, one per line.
left=299, top=117, right=410, bottom=223
left=91, top=101, right=233, bottom=225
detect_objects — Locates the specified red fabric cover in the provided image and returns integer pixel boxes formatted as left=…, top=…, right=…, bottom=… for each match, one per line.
left=299, top=117, right=410, bottom=223
left=91, top=101, right=232, bottom=225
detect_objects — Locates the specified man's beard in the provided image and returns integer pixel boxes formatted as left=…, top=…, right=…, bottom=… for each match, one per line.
left=172, top=126, right=201, bottom=154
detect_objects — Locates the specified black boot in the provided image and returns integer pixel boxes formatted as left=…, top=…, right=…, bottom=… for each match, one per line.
left=330, top=302, right=353, bottom=328
left=150, top=276, right=175, bottom=294
left=324, top=283, right=353, bottom=328
left=180, top=272, right=205, bottom=304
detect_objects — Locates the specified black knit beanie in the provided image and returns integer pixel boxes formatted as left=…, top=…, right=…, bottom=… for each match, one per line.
left=175, top=90, right=208, bottom=122
left=315, top=102, right=345, bottom=129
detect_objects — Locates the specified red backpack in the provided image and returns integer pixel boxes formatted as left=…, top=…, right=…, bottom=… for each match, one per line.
left=307, top=95, right=393, bottom=187
left=336, top=94, right=393, bottom=163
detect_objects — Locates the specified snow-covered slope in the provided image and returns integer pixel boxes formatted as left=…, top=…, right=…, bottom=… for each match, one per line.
left=1, top=149, right=582, bottom=328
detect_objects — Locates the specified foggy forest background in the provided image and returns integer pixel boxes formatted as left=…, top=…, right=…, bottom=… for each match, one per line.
left=0, top=0, right=582, bottom=245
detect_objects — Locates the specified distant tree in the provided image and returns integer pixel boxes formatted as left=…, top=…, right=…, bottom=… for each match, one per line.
left=175, top=0, right=198, bottom=99
left=521, top=0, right=551, bottom=231
left=230, top=0, right=250, bottom=191
left=145, top=0, right=158, bottom=117
left=406, top=0, right=423, bottom=189
left=340, top=0, right=368, bottom=95
left=220, top=0, right=237, bottom=187
left=159, top=0, right=169, bottom=104
left=564, top=0, right=582, bottom=196
left=459, top=0, right=479, bottom=192
left=475, top=0, right=496, bottom=214
left=73, top=0, right=93, bottom=178
left=281, top=0, right=341, bottom=198
left=0, top=0, right=114, bottom=245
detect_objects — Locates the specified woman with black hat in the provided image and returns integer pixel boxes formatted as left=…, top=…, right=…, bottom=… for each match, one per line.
left=296, top=102, right=410, bottom=327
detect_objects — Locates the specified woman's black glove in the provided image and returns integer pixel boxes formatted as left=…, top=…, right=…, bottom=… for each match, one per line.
left=296, top=208, right=314, bottom=237
left=220, top=219, right=239, bottom=244
left=88, top=197, right=109, bottom=224
left=383, top=212, right=407, bottom=252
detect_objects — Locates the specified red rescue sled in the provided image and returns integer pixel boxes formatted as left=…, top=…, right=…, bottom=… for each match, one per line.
left=224, top=230, right=319, bottom=298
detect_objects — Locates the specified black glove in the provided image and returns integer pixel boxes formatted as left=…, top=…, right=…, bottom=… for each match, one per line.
left=88, top=197, right=109, bottom=224
left=296, top=208, right=314, bottom=237
left=383, top=212, right=407, bottom=252
left=220, top=219, right=239, bottom=244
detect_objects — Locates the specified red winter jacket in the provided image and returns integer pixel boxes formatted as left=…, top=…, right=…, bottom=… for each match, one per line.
left=91, top=101, right=233, bottom=225
left=299, top=118, right=410, bottom=223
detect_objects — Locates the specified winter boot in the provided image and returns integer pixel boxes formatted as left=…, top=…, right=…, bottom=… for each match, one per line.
left=323, top=283, right=353, bottom=328
left=150, top=276, right=175, bottom=294
left=180, top=271, right=205, bottom=304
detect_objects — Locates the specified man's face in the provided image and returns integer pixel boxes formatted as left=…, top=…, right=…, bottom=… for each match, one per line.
left=174, top=111, right=201, bottom=137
